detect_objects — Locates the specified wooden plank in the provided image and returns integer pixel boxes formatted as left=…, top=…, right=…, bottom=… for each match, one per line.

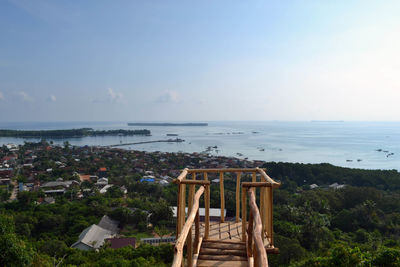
left=197, top=260, right=248, bottom=267
left=172, top=186, right=205, bottom=267
left=220, top=172, right=225, bottom=223
left=198, top=254, right=247, bottom=261
left=200, top=248, right=247, bottom=256
left=179, top=180, right=211, bottom=185
left=202, top=239, right=245, bottom=244
left=236, top=172, right=241, bottom=223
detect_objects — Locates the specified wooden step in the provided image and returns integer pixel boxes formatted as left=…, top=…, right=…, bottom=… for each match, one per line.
left=203, top=239, right=246, bottom=245
left=197, top=260, right=248, bottom=267
left=200, top=247, right=247, bottom=256
left=202, top=241, right=246, bottom=250
left=198, top=254, right=247, bottom=261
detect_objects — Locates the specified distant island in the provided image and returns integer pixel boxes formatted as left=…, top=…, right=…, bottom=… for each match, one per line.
left=128, top=122, right=208, bottom=126
left=0, top=128, right=151, bottom=138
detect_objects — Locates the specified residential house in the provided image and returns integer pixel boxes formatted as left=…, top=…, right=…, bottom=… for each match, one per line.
left=105, top=237, right=136, bottom=249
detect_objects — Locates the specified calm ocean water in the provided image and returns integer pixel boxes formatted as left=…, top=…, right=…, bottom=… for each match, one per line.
left=0, top=121, right=399, bottom=171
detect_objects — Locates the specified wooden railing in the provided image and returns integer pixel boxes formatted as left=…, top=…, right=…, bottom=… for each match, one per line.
left=243, top=183, right=270, bottom=267
left=172, top=185, right=206, bottom=267
left=172, top=167, right=280, bottom=267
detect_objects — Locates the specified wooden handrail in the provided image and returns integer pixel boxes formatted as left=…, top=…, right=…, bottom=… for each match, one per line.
left=257, top=168, right=281, bottom=188
left=174, top=180, right=211, bottom=185
left=242, top=182, right=274, bottom=188
left=248, top=189, right=269, bottom=267
left=172, top=186, right=205, bottom=267
left=175, top=168, right=189, bottom=183
left=187, top=168, right=266, bottom=173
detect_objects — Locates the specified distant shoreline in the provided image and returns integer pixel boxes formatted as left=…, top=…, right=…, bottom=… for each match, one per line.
left=128, top=122, right=208, bottom=126
left=0, top=128, right=151, bottom=138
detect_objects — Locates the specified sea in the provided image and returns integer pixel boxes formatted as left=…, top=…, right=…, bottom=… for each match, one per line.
left=0, top=121, right=399, bottom=171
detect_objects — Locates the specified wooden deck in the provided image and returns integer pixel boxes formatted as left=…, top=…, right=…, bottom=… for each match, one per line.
left=192, top=221, right=243, bottom=242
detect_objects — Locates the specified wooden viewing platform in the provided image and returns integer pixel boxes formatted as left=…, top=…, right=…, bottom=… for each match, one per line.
left=171, top=168, right=281, bottom=267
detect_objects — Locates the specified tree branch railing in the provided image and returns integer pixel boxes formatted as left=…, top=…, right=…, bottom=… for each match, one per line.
left=245, top=187, right=269, bottom=267
left=172, top=186, right=205, bottom=267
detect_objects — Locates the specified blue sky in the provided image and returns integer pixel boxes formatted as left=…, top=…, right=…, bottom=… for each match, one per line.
left=0, top=0, right=399, bottom=122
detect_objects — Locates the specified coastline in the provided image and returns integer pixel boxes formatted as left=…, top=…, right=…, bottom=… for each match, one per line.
left=0, top=121, right=399, bottom=171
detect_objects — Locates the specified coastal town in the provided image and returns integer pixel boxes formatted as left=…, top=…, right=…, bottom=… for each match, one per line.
left=2, top=139, right=400, bottom=266
left=0, top=140, right=263, bottom=252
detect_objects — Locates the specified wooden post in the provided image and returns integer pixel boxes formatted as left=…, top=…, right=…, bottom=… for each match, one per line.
left=247, top=209, right=253, bottom=258
left=260, top=186, right=265, bottom=242
left=187, top=173, right=196, bottom=267
left=242, top=187, right=247, bottom=241
left=195, top=209, right=200, bottom=254
left=204, top=173, right=210, bottom=239
left=179, top=184, right=186, bottom=241
left=236, top=172, right=241, bottom=223
left=176, top=183, right=182, bottom=238
left=267, top=187, right=273, bottom=246
left=252, top=172, right=257, bottom=195
left=220, top=172, right=225, bottom=223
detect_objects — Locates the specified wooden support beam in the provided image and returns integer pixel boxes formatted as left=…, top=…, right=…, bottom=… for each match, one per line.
left=260, top=186, right=265, bottom=243
left=176, top=183, right=182, bottom=238
left=204, top=172, right=210, bottom=239
left=178, top=180, right=211, bottom=185
left=242, top=182, right=273, bottom=188
left=187, top=168, right=266, bottom=173
left=247, top=209, right=253, bottom=258
left=220, top=172, right=225, bottom=223
left=236, top=172, right=241, bottom=223
left=241, top=187, right=247, bottom=242
left=195, top=209, right=200, bottom=250
left=179, top=184, right=186, bottom=240
left=187, top=173, right=196, bottom=267
left=252, top=172, right=257, bottom=191
left=267, top=187, right=273, bottom=246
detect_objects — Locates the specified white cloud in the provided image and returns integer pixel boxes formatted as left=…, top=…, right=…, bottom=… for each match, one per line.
left=108, top=88, right=123, bottom=103
left=47, top=94, right=56, bottom=102
left=155, top=90, right=181, bottom=104
left=18, top=91, right=34, bottom=102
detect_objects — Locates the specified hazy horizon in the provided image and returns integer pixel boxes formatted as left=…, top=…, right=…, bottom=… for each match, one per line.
left=1, top=1, right=399, bottom=122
